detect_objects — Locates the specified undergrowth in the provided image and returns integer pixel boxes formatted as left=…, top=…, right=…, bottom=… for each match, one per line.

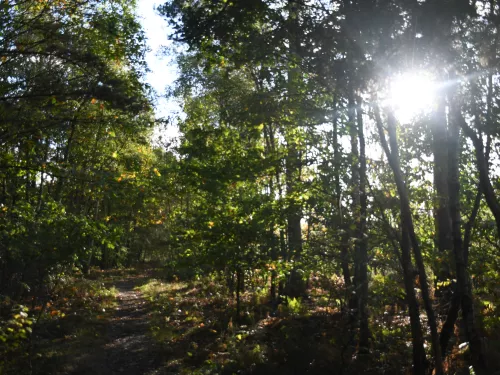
left=0, top=269, right=118, bottom=375
left=137, top=274, right=368, bottom=375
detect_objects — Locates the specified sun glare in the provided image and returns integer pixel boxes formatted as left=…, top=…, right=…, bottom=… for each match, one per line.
left=387, top=72, right=437, bottom=123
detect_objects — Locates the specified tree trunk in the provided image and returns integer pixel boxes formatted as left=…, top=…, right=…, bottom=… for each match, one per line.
left=332, top=101, right=352, bottom=292
left=402, top=225, right=427, bottom=375
left=431, top=93, right=452, bottom=254
left=458, top=117, right=500, bottom=237
left=374, top=106, right=443, bottom=375
left=356, top=95, right=370, bottom=353
left=448, top=101, right=488, bottom=374
left=375, top=107, right=426, bottom=374
left=236, top=267, right=242, bottom=320
left=85, top=199, right=100, bottom=275
left=263, top=122, right=279, bottom=302
left=284, top=0, right=305, bottom=298
left=431, top=93, right=453, bottom=299
left=348, top=89, right=359, bottom=314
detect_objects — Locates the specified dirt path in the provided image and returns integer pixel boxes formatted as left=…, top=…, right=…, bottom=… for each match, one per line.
left=58, top=276, right=166, bottom=375
left=102, top=277, right=163, bottom=374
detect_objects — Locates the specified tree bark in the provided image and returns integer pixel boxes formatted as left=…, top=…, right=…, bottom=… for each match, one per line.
left=284, top=0, right=305, bottom=297
left=374, top=107, right=426, bottom=375
left=431, top=92, right=453, bottom=302
left=356, top=95, right=370, bottom=353
left=448, top=101, right=488, bottom=374
left=458, top=117, right=500, bottom=237
left=333, top=104, right=352, bottom=290
left=374, top=106, right=443, bottom=375
left=431, top=94, right=452, bottom=254
left=402, top=224, right=427, bottom=375
left=348, top=89, right=359, bottom=313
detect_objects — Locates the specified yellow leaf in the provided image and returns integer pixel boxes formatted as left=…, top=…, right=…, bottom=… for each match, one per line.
left=91, top=98, right=97, bottom=104
left=153, top=168, right=161, bottom=177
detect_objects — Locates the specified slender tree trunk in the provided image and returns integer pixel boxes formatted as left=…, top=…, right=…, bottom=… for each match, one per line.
left=276, top=150, right=287, bottom=300
left=463, top=188, right=481, bottom=267
left=402, top=224, right=427, bottom=375
left=332, top=102, right=351, bottom=291
left=284, top=0, right=305, bottom=297
left=236, top=267, right=242, bottom=320
left=374, top=106, right=443, bottom=375
left=55, top=122, right=76, bottom=202
left=431, top=93, right=453, bottom=306
left=439, top=143, right=483, bottom=358
left=348, top=89, right=359, bottom=313
left=264, top=122, right=279, bottom=302
left=458, top=115, right=500, bottom=236
left=285, top=143, right=304, bottom=296
left=374, top=107, right=427, bottom=375
left=356, top=95, right=370, bottom=353
left=36, top=140, right=48, bottom=215
left=448, top=101, right=488, bottom=374
left=431, top=93, right=452, bottom=254
left=86, top=199, right=100, bottom=274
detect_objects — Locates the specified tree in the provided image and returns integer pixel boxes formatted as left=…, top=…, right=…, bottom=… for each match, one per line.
left=0, top=0, right=158, bottom=297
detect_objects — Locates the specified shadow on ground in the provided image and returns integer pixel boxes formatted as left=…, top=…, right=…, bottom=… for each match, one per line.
left=33, top=274, right=168, bottom=375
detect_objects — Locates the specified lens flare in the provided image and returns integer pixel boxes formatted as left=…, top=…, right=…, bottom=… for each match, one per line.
left=388, top=72, right=437, bottom=123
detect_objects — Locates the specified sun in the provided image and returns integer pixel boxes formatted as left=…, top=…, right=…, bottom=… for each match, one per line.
left=387, top=71, right=437, bottom=123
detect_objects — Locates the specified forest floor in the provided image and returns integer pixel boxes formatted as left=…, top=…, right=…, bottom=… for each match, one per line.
left=24, top=266, right=390, bottom=375
left=23, top=269, right=352, bottom=375
left=32, top=268, right=165, bottom=375
left=16, top=266, right=485, bottom=375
